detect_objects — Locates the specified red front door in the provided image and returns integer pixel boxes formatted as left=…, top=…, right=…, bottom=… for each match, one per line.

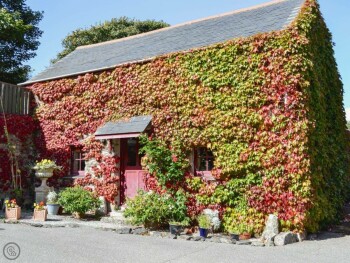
left=121, top=138, right=146, bottom=202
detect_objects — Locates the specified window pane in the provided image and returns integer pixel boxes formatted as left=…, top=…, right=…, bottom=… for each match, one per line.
left=207, top=158, right=214, bottom=171
left=71, top=149, right=85, bottom=175
left=80, top=160, right=86, bottom=171
left=73, top=159, right=79, bottom=174
left=127, top=138, right=137, bottom=166
left=196, top=147, right=214, bottom=171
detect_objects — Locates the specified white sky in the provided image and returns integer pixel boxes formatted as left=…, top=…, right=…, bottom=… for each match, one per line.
left=346, top=108, right=350, bottom=121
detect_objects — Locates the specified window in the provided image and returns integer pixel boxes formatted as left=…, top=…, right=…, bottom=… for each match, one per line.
left=123, top=138, right=144, bottom=168
left=195, top=147, right=214, bottom=172
left=71, top=147, right=85, bottom=176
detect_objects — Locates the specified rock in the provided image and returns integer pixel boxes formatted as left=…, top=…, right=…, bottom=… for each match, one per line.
left=178, top=235, right=192, bottom=240
left=115, top=227, right=132, bottom=234
left=29, top=223, right=44, bottom=227
left=262, top=214, right=279, bottom=241
left=4, top=219, right=19, bottom=224
left=131, top=227, right=147, bottom=235
left=251, top=241, right=265, bottom=247
left=236, top=240, right=252, bottom=245
left=220, top=237, right=234, bottom=244
left=307, top=233, right=318, bottom=241
left=265, top=239, right=275, bottom=247
left=274, top=232, right=297, bottom=246
left=207, top=236, right=221, bottom=243
left=149, top=231, right=162, bottom=237
left=297, top=231, right=307, bottom=242
left=193, top=236, right=204, bottom=241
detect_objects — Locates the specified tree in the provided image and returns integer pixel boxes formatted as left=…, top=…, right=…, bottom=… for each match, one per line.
left=52, top=17, right=169, bottom=63
left=0, top=0, right=43, bottom=84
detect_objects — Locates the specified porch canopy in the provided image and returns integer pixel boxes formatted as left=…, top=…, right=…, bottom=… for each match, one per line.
left=95, top=115, right=152, bottom=140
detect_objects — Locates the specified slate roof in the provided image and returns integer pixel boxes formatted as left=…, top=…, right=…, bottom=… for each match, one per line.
left=95, top=115, right=152, bottom=136
left=22, top=0, right=305, bottom=85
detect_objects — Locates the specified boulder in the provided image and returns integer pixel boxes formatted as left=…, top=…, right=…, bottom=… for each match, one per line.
left=265, top=239, right=275, bottom=247
left=262, top=214, right=279, bottom=241
left=131, top=227, right=147, bottom=235
left=274, top=232, right=298, bottom=246
left=236, top=240, right=252, bottom=245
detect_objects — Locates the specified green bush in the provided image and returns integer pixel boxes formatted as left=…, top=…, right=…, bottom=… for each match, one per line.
left=124, top=190, right=189, bottom=228
left=58, top=186, right=101, bottom=216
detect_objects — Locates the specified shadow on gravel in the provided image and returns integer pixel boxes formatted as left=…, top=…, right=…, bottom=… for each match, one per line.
left=308, top=232, right=346, bottom=242
left=307, top=202, right=350, bottom=241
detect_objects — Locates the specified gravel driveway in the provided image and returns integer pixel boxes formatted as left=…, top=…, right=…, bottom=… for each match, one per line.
left=1, top=223, right=350, bottom=263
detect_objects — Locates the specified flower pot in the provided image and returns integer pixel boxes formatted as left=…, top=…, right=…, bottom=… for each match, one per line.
left=239, top=232, right=251, bottom=240
left=5, top=207, right=21, bottom=220
left=169, top=224, right=183, bottom=235
left=35, top=168, right=54, bottom=179
left=199, top=227, right=209, bottom=238
left=33, top=209, right=47, bottom=221
left=230, top=233, right=240, bottom=241
left=47, top=204, right=60, bottom=215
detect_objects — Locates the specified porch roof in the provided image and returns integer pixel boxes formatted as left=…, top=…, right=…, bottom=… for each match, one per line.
left=95, top=115, right=152, bottom=140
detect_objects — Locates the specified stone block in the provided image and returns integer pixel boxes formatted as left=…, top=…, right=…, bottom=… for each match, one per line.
left=274, top=232, right=297, bottom=246
left=262, top=214, right=279, bottom=241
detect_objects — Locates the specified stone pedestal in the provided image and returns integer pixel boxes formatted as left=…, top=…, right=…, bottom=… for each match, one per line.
left=35, top=178, right=52, bottom=203
left=35, top=170, right=54, bottom=203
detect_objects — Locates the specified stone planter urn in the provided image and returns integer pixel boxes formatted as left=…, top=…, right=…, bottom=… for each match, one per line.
left=35, top=168, right=54, bottom=203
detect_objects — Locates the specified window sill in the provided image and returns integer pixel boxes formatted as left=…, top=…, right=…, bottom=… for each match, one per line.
left=62, top=175, right=85, bottom=179
left=195, top=171, right=216, bottom=181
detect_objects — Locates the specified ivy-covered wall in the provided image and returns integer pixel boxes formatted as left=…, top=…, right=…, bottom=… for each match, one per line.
left=301, top=2, right=350, bottom=230
left=27, top=0, right=349, bottom=233
left=0, top=115, right=36, bottom=195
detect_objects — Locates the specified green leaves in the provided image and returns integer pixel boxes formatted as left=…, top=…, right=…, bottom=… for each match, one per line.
left=52, top=17, right=169, bottom=63
left=0, top=1, right=43, bottom=83
left=139, top=135, right=189, bottom=187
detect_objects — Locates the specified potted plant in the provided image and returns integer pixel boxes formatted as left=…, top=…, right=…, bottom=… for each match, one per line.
left=33, top=201, right=47, bottom=221
left=5, top=199, right=21, bottom=220
left=237, top=223, right=253, bottom=240
left=198, top=214, right=211, bottom=238
left=168, top=218, right=189, bottom=236
left=33, top=159, right=61, bottom=193
left=46, top=191, right=60, bottom=215
left=228, top=226, right=240, bottom=241
left=33, top=159, right=61, bottom=174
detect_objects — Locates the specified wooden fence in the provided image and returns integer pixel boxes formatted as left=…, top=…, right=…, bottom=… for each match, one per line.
left=0, top=81, right=30, bottom=115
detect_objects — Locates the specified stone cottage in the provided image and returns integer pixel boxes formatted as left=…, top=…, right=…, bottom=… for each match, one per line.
left=19, top=0, right=349, bottom=232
